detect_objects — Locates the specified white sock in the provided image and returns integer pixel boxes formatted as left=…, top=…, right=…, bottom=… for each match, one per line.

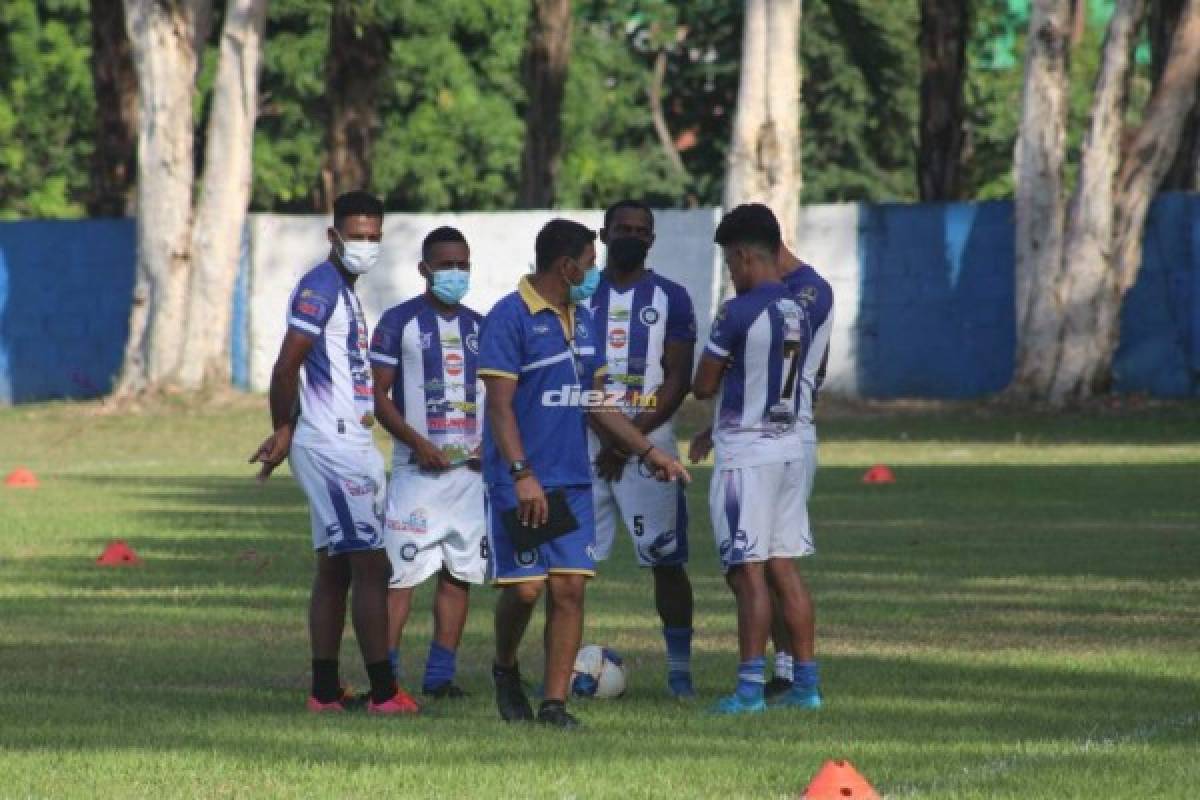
left=774, top=651, right=794, bottom=682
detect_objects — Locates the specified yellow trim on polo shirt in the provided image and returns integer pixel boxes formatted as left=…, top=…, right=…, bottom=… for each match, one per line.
left=519, top=276, right=575, bottom=339
left=546, top=568, right=596, bottom=577
left=478, top=368, right=518, bottom=380
left=491, top=575, right=549, bottom=586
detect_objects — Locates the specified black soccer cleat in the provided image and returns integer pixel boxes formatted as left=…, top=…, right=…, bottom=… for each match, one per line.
left=764, top=676, right=794, bottom=700
left=537, top=700, right=581, bottom=730
left=493, top=664, right=534, bottom=722
left=423, top=681, right=468, bottom=700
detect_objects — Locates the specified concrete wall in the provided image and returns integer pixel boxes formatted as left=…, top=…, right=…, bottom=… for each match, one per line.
left=2, top=197, right=1198, bottom=404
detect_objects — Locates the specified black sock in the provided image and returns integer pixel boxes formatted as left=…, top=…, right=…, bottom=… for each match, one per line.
left=492, top=661, right=519, bottom=680
left=311, top=659, right=340, bottom=703
left=539, top=698, right=564, bottom=713
left=366, top=660, right=397, bottom=704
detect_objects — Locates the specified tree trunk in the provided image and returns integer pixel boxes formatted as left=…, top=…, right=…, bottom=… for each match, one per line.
left=322, top=0, right=388, bottom=209
left=1012, top=0, right=1072, bottom=395
left=116, top=0, right=207, bottom=395
left=89, top=0, right=138, bottom=217
left=517, top=0, right=572, bottom=209
left=1150, top=0, right=1199, bottom=190
left=1046, top=0, right=1146, bottom=402
left=724, top=0, right=802, bottom=245
left=917, top=0, right=969, bottom=202
left=650, top=48, right=690, bottom=180
left=178, top=0, right=269, bottom=389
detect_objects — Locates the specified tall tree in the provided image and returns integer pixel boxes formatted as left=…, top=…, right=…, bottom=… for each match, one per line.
left=724, top=0, right=802, bottom=242
left=321, top=0, right=388, bottom=210
left=117, top=0, right=268, bottom=395
left=88, top=0, right=138, bottom=217
left=917, top=0, right=969, bottom=201
left=1013, top=0, right=1072, bottom=398
left=517, top=0, right=572, bottom=208
left=179, top=0, right=269, bottom=387
left=1014, top=0, right=1200, bottom=402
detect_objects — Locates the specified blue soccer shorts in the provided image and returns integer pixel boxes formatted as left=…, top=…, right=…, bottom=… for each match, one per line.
left=485, top=483, right=596, bottom=584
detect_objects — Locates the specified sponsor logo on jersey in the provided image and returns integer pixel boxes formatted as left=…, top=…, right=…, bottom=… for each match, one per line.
left=639, top=307, right=660, bottom=326
left=465, top=332, right=479, bottom=353
left=608, top=309, right=631, bottom=322
left=542, top=386, right=656, bottom=410
left=297, top=300, right=324, bottom=318
left=428, top=417, right=477, bottom=431
left=441, top=334, right=461, bottom=348
left=608, top=328, right=627, bottom=349
left=533, top=324, right=551, bottom=335
left=797, top=286, right=818, bottom=305
left=445, top=352, right=464, bottom=376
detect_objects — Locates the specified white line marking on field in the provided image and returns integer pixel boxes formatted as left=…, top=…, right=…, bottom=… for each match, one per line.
left=887, top=711, right=1200, bottom=798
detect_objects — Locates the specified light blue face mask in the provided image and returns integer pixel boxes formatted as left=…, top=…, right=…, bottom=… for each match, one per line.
left=568, top=264, right=601, bottom=304
left=430, top=268, right=470, bottom=304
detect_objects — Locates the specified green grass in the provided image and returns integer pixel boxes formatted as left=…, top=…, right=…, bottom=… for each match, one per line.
left=1, top=397, right=1198, bottom=799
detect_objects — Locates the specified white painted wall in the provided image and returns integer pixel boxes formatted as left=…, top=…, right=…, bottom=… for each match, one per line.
left=246, top=207, right=861, bottom=394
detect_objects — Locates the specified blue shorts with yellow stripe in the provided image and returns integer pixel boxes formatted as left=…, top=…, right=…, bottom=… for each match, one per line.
left=485, top=483, right=596, bottom=584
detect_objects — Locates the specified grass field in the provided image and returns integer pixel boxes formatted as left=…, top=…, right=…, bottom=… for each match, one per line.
left=1, top=397, right=1198, bottom=799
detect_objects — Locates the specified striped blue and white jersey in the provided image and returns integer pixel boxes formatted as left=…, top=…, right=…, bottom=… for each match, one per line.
left=286, top=261, right=375, bottom=448
left=781, top=261, right=835, bottom=442
left=584, top=270, right=696, bottom=420
left=704, top=283, right=810, bottom=468
left=369, top=295, right=485, bottom=471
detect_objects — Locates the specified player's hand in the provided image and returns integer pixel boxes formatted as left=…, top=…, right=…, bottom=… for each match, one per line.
left=643, top=447, right=691, bottom=485
left=249, top=425, right=293, bottom=483
left=413, top=437, right=452, bottom=472
left=515, top=472, right=548, bottom=528
left=688, top=427, right=713, bottom=463
left=593, top=445, right=628, bottom=482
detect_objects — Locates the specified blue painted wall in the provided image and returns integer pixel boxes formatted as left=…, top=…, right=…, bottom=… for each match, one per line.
left=0, top=199, right=1196, bottom=403
left=0, top=220, right=136, bottom=404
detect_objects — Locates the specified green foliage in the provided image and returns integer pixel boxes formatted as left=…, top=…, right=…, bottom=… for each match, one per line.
left=0, top=0, right=93, bottom=219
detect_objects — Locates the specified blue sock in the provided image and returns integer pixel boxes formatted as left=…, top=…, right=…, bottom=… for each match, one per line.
left=795, top=660, right=819, bottom=691
left=663, top=626, right=693, bottom=679
left=422, top=641, right=456, bottom=692
left=388, top=648, right=401, bottom=681
left=736, top=656, right=766, bottom=701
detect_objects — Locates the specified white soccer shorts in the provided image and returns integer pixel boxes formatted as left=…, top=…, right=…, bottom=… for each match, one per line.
left=289, top=439, right=387, bottom=555
left=590, top=431, right=688, bottom=568
left=384, top=465, right=487, bottom=588
left=708, top=444, right=817, bottom=573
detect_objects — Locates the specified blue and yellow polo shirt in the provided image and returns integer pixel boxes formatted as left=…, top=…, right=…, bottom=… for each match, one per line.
left=478, top=276, right=605, bottom=488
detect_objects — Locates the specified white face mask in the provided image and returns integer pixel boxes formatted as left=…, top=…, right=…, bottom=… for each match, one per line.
left=335, top=231, right=381, bottom=275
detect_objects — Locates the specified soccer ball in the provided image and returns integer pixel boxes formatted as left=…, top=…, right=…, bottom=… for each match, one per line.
left=571, top=644, right=627, bottom=699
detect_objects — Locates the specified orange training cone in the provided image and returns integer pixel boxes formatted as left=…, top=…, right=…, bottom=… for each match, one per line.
left=862, top=464, right=895, bottom=484
left=802, top=760, right=880, bottom=800
left=96, top=540, right=142, bottom=566
left=4, top=467, right=39, bottom=488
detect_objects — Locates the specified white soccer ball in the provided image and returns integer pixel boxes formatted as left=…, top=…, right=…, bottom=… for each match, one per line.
left=571, top=644, right=627, bottom=699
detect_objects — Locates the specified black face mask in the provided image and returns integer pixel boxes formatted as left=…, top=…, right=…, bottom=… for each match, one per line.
left=606, top=237, right=651, bottom=272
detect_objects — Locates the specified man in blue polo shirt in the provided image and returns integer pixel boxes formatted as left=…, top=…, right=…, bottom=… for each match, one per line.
left=478, top=218, right=690, bottom=729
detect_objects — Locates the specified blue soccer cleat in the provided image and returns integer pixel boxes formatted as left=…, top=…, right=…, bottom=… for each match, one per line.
left=771, top=686, right=822, bottom=710
left=709, top=692, right=766, bottom=715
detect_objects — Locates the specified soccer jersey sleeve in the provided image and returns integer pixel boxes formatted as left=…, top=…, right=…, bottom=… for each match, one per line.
left=288, top=280, right=337, bottom=338
left=478, top=301, right=523, bottom=381
left=664, top=282, right=698, bottom=343
left=368, top=308, right=403, bottom=368
left=704, top=298, right=749, bottom=361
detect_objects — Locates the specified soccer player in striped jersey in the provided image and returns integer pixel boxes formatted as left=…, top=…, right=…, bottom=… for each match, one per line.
left=369, top=227, right=486, bottom=700
left=690, top=204, right=823, bottom=714
left=585, top=200, right=698, bottom=698
left=765, top=242, right=834, bottom=700
left=249, top=191, right=415, bottom=715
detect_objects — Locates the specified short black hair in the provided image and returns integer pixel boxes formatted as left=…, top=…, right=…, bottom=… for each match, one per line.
left=714, top=203, right=781, bottom=254
left=422, top=226, right=468, bottom=261
left=333, top=191, right=384, bottom=228
left=603, top=199, right=654, bottom=232
left=535, top=218, right=596, bottom=273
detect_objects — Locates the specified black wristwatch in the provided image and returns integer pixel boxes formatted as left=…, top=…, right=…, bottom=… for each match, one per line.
left=509, top=459, right=529, bottom=477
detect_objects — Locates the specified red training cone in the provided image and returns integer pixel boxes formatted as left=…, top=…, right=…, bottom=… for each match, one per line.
left=4, top=467, right=39, bottom=488
left=96, top=540, right=142, bottom=566
left=862, top=464, right=895, bottom=484
left=802, top=760, right=881, bottom=800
